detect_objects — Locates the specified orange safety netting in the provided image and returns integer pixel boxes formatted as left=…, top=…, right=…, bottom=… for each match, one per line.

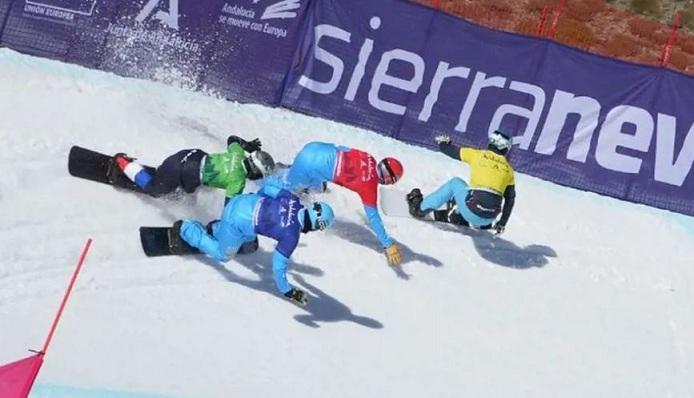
left=412, top=0, right=694, bottom=76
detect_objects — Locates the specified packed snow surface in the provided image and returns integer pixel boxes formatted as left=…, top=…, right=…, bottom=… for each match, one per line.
left=1, top=49, right=693, bottom=398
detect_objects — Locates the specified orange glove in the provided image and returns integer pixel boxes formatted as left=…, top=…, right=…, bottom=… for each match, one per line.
left=385, top=244, right=401, bottom=265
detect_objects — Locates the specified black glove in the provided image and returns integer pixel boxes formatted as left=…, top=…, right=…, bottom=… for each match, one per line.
left=284, top=288, right=308, bottom=306
left=227, top=135, right=262, bottom=152
left=493, top=222, right=506, bottom=235
left=434, top=134, right=452, bottom=145
left=243, top=138, right=262, bottom=152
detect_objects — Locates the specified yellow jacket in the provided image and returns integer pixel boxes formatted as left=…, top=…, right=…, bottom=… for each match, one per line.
left=459, top=148, right=515, bottom=195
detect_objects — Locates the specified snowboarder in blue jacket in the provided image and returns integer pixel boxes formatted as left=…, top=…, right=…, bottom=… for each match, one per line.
left=179, top=183, right=335, bottom=305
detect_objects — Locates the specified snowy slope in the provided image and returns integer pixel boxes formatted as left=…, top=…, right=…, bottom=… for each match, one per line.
left=1, top=48, right=693, bottom=398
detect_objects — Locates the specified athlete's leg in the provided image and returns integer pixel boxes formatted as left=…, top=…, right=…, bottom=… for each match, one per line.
left=421, top=177, right=469, bottom=211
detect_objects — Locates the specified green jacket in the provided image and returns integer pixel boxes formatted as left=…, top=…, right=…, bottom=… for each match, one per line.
left=201, top=143, right=247, bottom=198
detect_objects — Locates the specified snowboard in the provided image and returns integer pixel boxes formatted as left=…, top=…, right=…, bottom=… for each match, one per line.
left=379, top=187, right=432, bottom=219
left=139, top=222, right=260, bottom=257
left=140, top=222, right=199, bottom=257
left=68, top=145, right=155, bottom=192
left=379, top=186, right=478, bottom=227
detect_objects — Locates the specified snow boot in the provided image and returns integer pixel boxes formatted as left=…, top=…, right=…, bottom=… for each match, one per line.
left=406, top=188, right=430, bottom=218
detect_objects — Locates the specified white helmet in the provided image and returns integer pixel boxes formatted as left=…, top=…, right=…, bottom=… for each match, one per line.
left=489, top=130, right=512, bottom=154
left=248, top=150, right=275, bottom=176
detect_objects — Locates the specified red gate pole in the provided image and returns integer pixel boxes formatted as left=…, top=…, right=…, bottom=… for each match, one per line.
left=548, top=0, right=567, bottom=38
left=40, top=238, right=93, bottom=356
left=659, top=11, right=682, bottom=66
left=537, top=5, right=550, bottom=36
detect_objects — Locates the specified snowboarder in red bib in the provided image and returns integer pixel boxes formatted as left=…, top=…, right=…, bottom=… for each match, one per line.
left=284, top=142, right=404, bottom=266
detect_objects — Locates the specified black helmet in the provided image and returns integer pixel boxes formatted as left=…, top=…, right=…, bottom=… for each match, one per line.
left=246, top=150, right=275, bottom=180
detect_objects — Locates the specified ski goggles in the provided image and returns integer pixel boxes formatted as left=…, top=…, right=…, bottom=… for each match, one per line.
left=377, top=161, right=397, bottom=184
left=313, top=203, right=328, bottom=231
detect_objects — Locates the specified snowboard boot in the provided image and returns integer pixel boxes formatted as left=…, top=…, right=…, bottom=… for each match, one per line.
left=106, top=153, right=134, bottom=183
left=169, top=220, right=192, bottom=255
left=406, top=188, right=430, bottom=218
left=432, top=198, right=470, bottom=227
left=445, top=198, right=457, bottom=212
left=433, top=209, right=470, bottom=227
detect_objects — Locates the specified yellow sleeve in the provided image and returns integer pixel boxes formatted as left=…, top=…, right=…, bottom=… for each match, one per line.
left=460, top=147, right=476, bottom=164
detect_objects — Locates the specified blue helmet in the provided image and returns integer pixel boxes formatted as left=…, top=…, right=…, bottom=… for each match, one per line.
left=308, top=201, right=335, bottom=231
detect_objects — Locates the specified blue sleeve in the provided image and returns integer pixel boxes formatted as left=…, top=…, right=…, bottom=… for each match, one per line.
left=275, top=226, right=300, bottom=260
left=364, top=205, right=393, bottom=248
left=180, top=220, right=229, bottom=261
left=258, top=175, right=284, bottom=198
left=272, top=251, right=292, bottom=294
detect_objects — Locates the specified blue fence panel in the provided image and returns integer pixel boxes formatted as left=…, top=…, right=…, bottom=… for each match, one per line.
left=98, top=0, right=223, bottom=87
left=396, top=11, right=548, bottom=148
left=0, top=0, right=15, bottom=38
left=201, top=0, right=312, bottom=104
left=281, top=0, right=694, bottom=215
left=282, top=0, right=435, bottom=137
left=625, top=68, right=694, bottom=213
left=518, top=42, right=662, bottom=202
left=0, top=0, right=692, bottom=215
left=0, top=0, right=119, bottom=67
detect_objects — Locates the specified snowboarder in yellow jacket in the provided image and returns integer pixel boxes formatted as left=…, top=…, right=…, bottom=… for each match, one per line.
left=407, top=130, right=516, bottom=235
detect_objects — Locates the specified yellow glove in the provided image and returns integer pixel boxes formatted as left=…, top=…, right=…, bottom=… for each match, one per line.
left=385, top=244, right=401, bottom=266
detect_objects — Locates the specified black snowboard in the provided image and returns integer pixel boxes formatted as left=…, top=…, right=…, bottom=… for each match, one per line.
left=140, top=222, right=199, bottom=257
left=139, top=222, right=260, bottom=257
left=68, top=145, right=155, bottom=192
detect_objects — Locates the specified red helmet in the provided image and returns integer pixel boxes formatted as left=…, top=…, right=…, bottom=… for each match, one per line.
left=377, top=157, right=403, bottom=185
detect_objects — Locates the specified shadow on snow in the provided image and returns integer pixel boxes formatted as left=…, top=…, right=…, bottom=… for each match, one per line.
left=197, top=248, right=384, bottom=330
left=431, top=222, right=557, bottom=269
left=330, top=219, right=443, bottom=280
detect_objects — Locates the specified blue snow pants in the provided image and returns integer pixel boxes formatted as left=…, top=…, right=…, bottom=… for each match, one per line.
left=420, top=177, right=495, bottom=227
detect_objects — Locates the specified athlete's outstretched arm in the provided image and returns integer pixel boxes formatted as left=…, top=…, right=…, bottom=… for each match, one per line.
left=227, top=135, right=261, bottom=152
left=363, top=205, right=393, bottom=248
left=498, top=185, right=516, bottom=226
left=272, top=250, right=292, bottom=294
left=438, top=141, right=462, bottom=160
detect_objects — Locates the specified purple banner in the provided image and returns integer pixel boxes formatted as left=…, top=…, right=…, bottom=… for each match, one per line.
left=281, top=0, right=694, bottom=215
left=0, top=1, right=14, bottom=37
left=1, top=0, right=692, bottom=215
left=201, top=0, right=311, bottom=104
left=0, top=0, right=118, bottom=67
left=98, top=0, right=223, bottom=86
left=0, top=0, right=310, bottom=103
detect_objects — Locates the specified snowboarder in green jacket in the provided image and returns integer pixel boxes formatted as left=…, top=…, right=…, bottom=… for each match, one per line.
left=113, top=135, right=276, bottom=200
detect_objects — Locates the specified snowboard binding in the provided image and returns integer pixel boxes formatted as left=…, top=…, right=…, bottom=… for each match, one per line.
left=406, top=188, right=429, bottom=218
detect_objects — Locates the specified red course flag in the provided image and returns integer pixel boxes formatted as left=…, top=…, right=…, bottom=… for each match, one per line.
left=0, top=238, right=92, bottom=398
left=0, top=354, right=44, bottom=398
